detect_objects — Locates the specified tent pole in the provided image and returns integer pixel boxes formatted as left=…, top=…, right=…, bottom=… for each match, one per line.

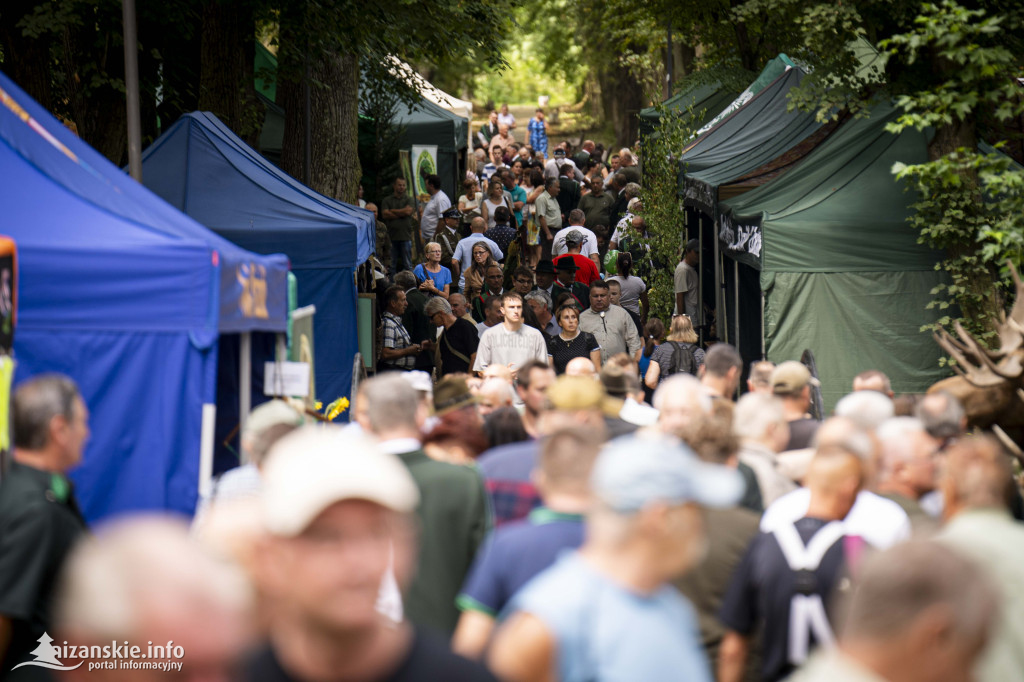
left=239, top=332, right=252, bottom=464
left=734, top=263, right=740, bottom=355
left=761, top=290, right=767, bottom=359
left=697, top=211, right=704, bottom=346
left=276, top=332, right=287, bottom=363
left=713, top=213, right=721, bottom=343
left=121, top=0, right=142, bottom=182
left=198, top=403, right=216, bottom=501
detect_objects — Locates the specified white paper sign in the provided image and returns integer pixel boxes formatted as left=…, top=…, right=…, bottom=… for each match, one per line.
left=264, top=361, right=311, bottom=397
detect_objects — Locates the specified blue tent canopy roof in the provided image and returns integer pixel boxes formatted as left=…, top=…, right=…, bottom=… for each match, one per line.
left=0, top=74, right=288, bottom=334
left=141, top=112, right=375, bottom=269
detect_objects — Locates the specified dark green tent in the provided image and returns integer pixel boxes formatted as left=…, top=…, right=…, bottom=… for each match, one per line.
left=637, top=80, right=738, bottom=139
left=716, top=102, right=948, bottom=410
left=680, top=61, right=823, bottom=216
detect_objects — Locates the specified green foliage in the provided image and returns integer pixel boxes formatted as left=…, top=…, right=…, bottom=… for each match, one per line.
left=640, top=92, right=705, bottom=321
left=883, top=0, right=1024, bottom=340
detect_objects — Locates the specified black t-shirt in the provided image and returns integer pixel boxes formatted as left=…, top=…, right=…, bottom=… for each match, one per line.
left=719, top=517, right=849, bottom=682
left=785, top=418, right=820, bottom=451
left=547, top=330, right=600, bottom=374
left=0, top=462, right=87, bottom=675
left=243, top=628, right=498, bottom=682
left=439, top=318, right=480, bottom=376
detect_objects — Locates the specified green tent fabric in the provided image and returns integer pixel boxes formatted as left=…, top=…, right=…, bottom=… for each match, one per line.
left=681, top=64, right=824, bottom=215
left=692, top=54, right=795, bottom=138
left=638, top=80, right=738, bottom=139
left=251, top=45, right=467, bottom=199
left=716, top=102, right=949, bottom=410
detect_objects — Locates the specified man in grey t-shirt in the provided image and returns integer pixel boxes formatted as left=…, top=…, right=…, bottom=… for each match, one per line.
left=674, top=239, right=700, bottom=318
left=473, top=292, right=548, bottom=376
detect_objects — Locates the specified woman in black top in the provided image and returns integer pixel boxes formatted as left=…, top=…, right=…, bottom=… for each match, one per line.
left=547, top=304, right=601, bottom=374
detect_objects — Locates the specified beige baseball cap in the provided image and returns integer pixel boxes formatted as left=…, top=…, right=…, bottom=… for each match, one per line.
left=771, top=361, right=821, bottom=394
left=261, top=426, right=420, bottom=537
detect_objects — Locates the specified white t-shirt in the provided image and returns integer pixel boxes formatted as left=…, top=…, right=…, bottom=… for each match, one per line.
left=452, top=235, right=504, bottom=290
left=473, top=323, right=548, bottom=373
left=610, top=212, right=634, bottom=245
left=420, top=190, right=451, bottom=240
left=543, top=157, right=584, bottom=181
left=674, top=260, right=699, bottom=317
left=498, top=112, right=516, bottom=128
left=608, top=275, right=646, bottom=315
left=551, top=226, right=599, bottom=258
left=760, top=488, right=912, bottom=549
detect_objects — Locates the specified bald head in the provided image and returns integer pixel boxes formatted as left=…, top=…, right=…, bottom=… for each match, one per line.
left=565, top=357, right=597, bottom=378
left=804, top=446, right=864, bottom=521
left=470, top=216, right=487, bottom=233
left=942, top=434, right=1014, bottom=519
left=654, top=374, right=712, bottom=440
left=853, top=370, right=893, bottom=398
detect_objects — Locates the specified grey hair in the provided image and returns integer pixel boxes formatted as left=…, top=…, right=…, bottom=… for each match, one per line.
left=652, top=374, right=712, bottom=414
left=835, top=391, right=894, bottom=431
left=393, top=270, right=418, bottom=290
left=56, top=516, right=250, bottom=639
left=733, top=393, right=786, bottom=441
left=915, top=390, right=965, bottom=440
left=877, top=417, right=927, bottom=476
left=623, top=182, right=642, bottom=199
left=840, top=541, right=997, bottom=644
left=813, top=417, right=876, bottom=462
left=424, top=297, right=453, bottom=317
left=359, top=374, right=420, bottom=434
left=13, top=374, right=82, bottom=450
left=524, top=289, right=553, bottom=313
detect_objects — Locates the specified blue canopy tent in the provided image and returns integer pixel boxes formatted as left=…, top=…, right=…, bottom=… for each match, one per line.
left=139, top=112, right=375, bottom=414
left=0, top=71, right=289, bottom=522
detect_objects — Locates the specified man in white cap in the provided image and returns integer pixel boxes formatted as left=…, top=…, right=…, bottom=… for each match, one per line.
left=488, top=433, right=743, bottom=682
left=246, top=426, right=497, bottom=681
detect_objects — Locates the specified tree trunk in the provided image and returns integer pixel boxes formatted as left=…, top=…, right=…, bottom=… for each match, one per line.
left=0, top=0, right=53, bottom=110
left=199, top=0, right=262, bottom=146
left=278, top=37, right=361, bottom=203
left=928, top=118, right=1003, bottom=330
left=61, top=19, right=127, bottom=164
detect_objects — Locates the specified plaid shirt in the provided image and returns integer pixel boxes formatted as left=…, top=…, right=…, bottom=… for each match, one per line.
left=485, top=479, right=543, bottom=527
left=381, top=311, right=415, bottom=369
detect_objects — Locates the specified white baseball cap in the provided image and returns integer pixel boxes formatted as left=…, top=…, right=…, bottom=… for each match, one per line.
left=261, top=426, right=420, bottom=536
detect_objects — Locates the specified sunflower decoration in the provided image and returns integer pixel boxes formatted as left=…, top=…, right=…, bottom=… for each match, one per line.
left=322, top=396, right=350, bottom=422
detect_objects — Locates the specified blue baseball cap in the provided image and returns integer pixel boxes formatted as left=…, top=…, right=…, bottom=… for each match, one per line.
left=591, top=434, right=744, bottom=511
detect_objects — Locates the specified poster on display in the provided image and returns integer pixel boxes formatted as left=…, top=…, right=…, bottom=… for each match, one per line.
left=398, top=150, right=415, bottom=200
left=410, top=145, right=438, bottom=200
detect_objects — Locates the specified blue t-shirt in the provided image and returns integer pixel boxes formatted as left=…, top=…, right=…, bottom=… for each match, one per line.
left=457, top=507, right=584, bottom=616
left=508, top=552, right=713, bottom=682
left=413, top=263, right=453, bottom=294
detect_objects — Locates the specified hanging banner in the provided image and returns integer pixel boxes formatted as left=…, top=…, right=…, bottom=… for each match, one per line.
left=398, top=150, right=415, bottom=200
left=410, top=145, right=438, bottom=200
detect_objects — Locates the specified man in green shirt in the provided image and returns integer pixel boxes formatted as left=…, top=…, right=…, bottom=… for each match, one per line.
left=578, top=176, right=615, bottom=231
left=381, top=177, right=417, bottom=273
left=354, top=374, right=490, bottom=636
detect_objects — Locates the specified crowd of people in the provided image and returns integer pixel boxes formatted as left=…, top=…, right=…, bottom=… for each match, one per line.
left=2, top=345, right=1023, bottom=681
left=0, top=105, right=1021, bottom=682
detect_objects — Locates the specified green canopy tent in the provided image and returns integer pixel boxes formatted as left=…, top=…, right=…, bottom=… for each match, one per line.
left=715, top=102, right=949, bottom=410
left=252, top=43, right=467, bottom=200
left=638, top=80, right=739, bottom=140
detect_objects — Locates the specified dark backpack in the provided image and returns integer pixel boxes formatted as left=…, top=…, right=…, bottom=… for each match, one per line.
left=665, top=341, right=698, bottom=377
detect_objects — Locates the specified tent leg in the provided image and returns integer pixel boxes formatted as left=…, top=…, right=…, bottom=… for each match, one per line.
left=239, top=332, right=251, bottom=464
left=198, top=403, right=217, bottom=500
left=761, top=290, right=767, bottom=359
left=714, top=227, right=722, bottom=344
left=734, top=263, right=740, bottom=355
left=697, top=211, right=704, bottom=346
left=276, top=333, right=287, bottom=363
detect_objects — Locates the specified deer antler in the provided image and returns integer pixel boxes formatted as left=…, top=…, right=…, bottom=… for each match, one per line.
left=952, top=321, right=1024, bottom=380
left=935, top=329, right=1006, bottom=388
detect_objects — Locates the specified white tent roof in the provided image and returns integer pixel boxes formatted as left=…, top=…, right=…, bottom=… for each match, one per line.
left=388, top=57, right=473, bottom=124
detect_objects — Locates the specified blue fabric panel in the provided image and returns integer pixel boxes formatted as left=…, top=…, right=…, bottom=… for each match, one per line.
left=294, top=267, right=356, bottom=415
left=14, top=330, right=216, bottom=522
left=140, top=112, right=374, bottom=268
left=213, top=332, right=277, bottom=475
left=0, top=70, right=288, bottom=333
